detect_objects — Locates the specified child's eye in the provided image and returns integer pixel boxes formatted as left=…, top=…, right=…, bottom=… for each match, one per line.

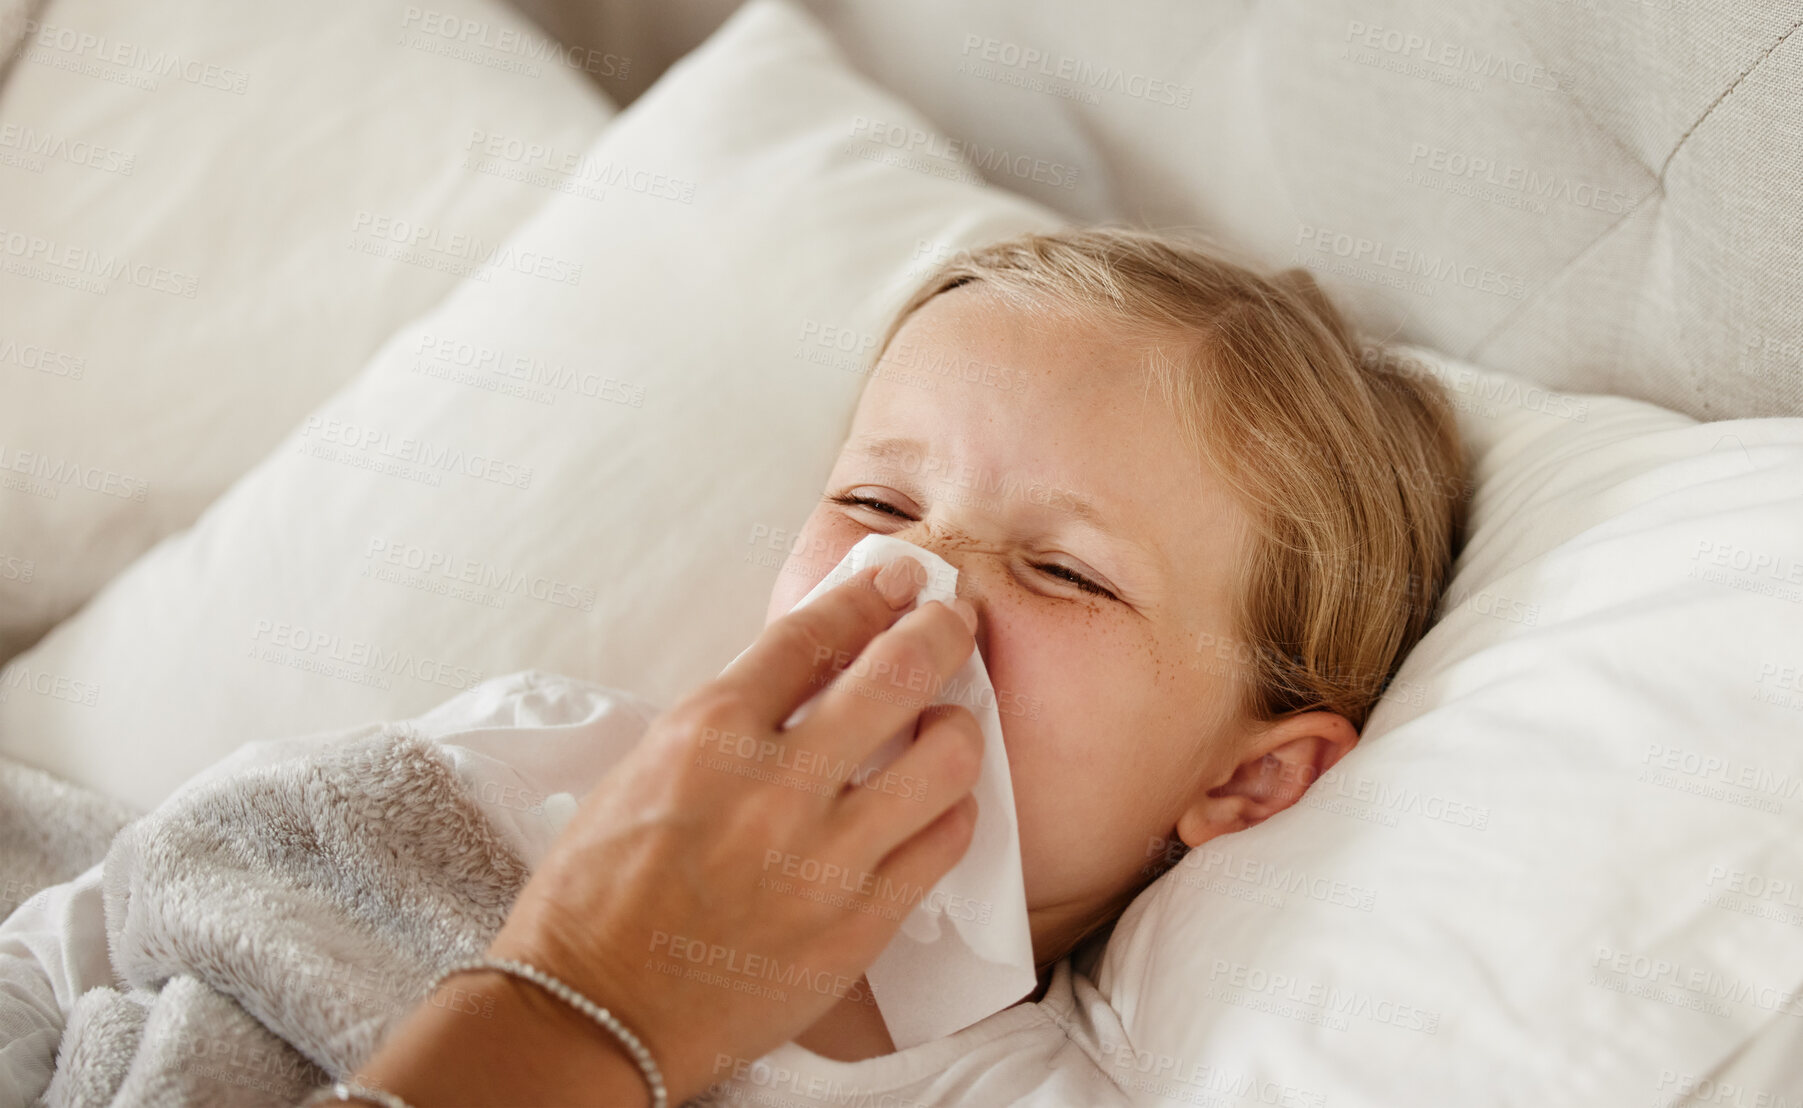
left=1034, top=562, right=1117, bottom=600
left=829, top=493, right=1118, bottom=601
left=828, top=493, right=913, bottom=519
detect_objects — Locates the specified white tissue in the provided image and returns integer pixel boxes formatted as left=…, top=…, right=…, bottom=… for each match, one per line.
left=727, top=533, right=1038, bottom=1047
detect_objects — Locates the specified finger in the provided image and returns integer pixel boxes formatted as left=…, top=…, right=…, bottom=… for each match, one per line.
left=713, top=561, right=922, bottom=725
left=833, top=705, right=983, bottom=861
left=869, top=793, right=979, bottom=921
left=791, top=598, right=975, bottom=767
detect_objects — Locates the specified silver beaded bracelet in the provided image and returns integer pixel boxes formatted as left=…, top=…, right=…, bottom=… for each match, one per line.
left=302, top=957, right=667, bottom=1108
left=303, top=1080, right=412, bottom=1108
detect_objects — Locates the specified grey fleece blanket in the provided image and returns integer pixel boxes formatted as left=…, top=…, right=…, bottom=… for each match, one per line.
left=0, top=758, right=136, bottom=921
left=38, top=725, right=532, bottom=1107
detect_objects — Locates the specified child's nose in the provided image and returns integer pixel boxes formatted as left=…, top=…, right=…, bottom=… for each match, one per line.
left=892, top=527, right=991, bottom=637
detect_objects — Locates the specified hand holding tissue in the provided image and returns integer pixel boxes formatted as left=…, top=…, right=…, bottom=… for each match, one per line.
left=729, top=534, right=1038, bottom=1048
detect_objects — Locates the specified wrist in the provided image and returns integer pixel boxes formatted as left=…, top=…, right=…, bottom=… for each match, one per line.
left=489, top=970, right=657, bottom=1105
left=356, top=968, right=653, bottom=1108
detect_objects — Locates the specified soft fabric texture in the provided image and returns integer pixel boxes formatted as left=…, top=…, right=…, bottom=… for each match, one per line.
left=0, top=670, right=1130, bottom=1108
left=0, top=757, right=135, bottom=922
left=36, top=728, right=526, bottom=1106
left=48, top=977, right=324, bottom=1108
left=524, top=0, right=1803, bottom=423
left=0, top=0, right=618, bottom=665
left=40, top=985, right=152, bottom=1108
left=0, top=0, right=1059, bottom=809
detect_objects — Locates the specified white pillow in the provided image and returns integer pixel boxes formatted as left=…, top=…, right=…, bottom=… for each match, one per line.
left=0, top=0, right=1059, bottom=809
left=12, top=2, right=1802, bottom=1094
left=1095, top=349, right=1803, bottom=1104
left=0, top=0, right=617, bottom=663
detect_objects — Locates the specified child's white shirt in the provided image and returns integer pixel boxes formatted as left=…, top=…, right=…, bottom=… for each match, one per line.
left=0, top=670, right=1130, bottom=1106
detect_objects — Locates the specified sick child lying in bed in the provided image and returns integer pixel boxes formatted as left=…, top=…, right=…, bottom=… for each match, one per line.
left=0, top=227, right=1467, bottom=1108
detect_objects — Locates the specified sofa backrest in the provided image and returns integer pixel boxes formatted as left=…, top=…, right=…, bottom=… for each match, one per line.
left=511, top=0, right=1803, bottom=421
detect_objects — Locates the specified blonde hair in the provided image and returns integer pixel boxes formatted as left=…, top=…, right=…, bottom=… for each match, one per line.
left=874, top=227, right=1470, bottom=734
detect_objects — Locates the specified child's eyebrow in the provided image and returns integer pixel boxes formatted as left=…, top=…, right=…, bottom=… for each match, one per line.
left=846, top=435, right=924, bottom=464
left=846, top=434, right=1111, bottom=528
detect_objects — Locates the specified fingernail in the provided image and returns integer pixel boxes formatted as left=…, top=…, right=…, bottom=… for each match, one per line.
left=951, top=597, right=978, bottom=634
left=875, top=557, right=922, bottom=608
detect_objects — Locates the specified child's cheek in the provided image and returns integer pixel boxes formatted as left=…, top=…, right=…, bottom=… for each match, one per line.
left=981, top=597, right=1115, bottom=747
left=995, top=623, right=1121, bottom=906
left=798, top=512, right=866, bottom=578
left=763, top=510, right=864, bottom=624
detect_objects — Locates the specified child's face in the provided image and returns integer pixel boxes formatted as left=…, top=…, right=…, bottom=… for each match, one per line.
left=766, top=285, right=1345, bottom=964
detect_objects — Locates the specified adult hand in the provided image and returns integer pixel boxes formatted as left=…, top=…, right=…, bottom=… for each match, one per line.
left=360, top=556, right=984, bottom=1107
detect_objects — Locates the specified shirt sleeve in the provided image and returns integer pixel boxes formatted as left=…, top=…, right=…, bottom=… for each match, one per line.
left=0, top=862, right=115, bottom=1107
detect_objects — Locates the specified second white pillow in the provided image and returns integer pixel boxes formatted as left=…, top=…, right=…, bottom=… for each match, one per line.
left=0, top=0, right=1059, bottom=809
left=0, top=0, right=617, bottom=663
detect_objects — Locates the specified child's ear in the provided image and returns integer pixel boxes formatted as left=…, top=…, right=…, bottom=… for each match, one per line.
left=1174, top=710, right=1359, bottom=849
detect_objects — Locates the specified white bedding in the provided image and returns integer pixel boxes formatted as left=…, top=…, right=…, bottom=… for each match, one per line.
left=0, top=670, right=1130, bottom=1108
left=1097, top=378, right=1803, bottom=1105
left=0, top=0, right=616, bottom=663
left=2, top=0, right=1801, bottom=1102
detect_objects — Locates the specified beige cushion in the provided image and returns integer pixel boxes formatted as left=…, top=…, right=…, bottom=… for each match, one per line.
left=516, top=0, right=1803, bottom=421
left=0, top=0, right=616, bottom=664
